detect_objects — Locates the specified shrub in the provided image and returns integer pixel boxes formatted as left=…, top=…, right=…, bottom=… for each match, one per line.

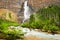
left=4, top=28, right=24, bottom=40
left=20, top=22, right=29, bottom=28
left=0, top=19, right=25, bottom=40
left=0, top=19, right=19, bottom=30
left=49, top=24, right=59, bottom=32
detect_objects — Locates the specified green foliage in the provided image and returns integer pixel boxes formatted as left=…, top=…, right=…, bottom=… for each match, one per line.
left=21, top=5, right=60, bottom=33
left=0, top=28, right=24, bottom=40
left=0, top=19, right=24, bottom=40
left=21, top=22, right=29, bottom=28
left=4, top=28, right=24, bottom=40
left=43, top=24, right=59, bottom=32
left=0, top=19, right=19, bottom=30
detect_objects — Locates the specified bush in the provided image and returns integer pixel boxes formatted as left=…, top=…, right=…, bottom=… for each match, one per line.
left=0, top=19, right=25, bottom=40
left=0, top=28, right=25, bottom=40
left=49, top=24, right=59, bottom=32
left=4, top=28, right=24, bottom=40
left=43, top=24, right=59, bottom=32
left=0, top=19, right=19, bottom=30
left=20, top=22, right=29, bottom=28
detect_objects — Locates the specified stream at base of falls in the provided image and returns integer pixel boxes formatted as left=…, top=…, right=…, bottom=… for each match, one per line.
left=9, top=26, right=60, bottom=40
left=23, top=29, right=60, bottom=40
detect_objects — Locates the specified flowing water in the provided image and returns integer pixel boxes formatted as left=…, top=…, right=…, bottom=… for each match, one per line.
left=22, top=1, right=60, bottom=40
left=23, top=1, right=31, bottom=22
left=24, top=29, right=60, bottom=40
left=9, top=26, right=60, bottom=40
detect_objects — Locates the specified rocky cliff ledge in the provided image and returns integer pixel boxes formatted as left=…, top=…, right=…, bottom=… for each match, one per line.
left=0, top=0, right=60, bottom=13
left=0, top=0, right=60, bottom=22
left=28, top=0, right=60, bottom=9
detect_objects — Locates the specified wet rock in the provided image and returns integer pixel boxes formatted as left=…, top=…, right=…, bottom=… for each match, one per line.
left=22, top=28, right=30, bottom=33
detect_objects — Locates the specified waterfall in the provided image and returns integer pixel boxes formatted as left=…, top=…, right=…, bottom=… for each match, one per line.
left=23, top=1, right=31, bottom=22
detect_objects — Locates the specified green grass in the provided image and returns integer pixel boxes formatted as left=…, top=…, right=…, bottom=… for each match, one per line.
left=0, top=19, right=20, bottom=30
left=0, top=19, right=25, bottom=40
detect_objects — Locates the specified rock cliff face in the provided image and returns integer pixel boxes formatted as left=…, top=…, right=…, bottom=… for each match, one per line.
left=28, top=0, right=60, bottom=9
left=0, top=0, right=60, bottom=13
left=0, top=0, right=25, bottom=22
left=0, top=0, right=24, bottom=13
left=0, top=0, right=60, bottom=22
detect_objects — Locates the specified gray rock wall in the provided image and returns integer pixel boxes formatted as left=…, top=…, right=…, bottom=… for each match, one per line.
left=0, top=0, right=60, bottom=22
left=0, top=0, right=60, bottom=13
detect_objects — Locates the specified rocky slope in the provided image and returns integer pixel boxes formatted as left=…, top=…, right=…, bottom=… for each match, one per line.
left=0, top=9, right=18, bottom=22
left=28, top=0, right=60, bottom=9
left=0, top=0, right=60, bottom=13
left=0, top=0, right=60, bottom=22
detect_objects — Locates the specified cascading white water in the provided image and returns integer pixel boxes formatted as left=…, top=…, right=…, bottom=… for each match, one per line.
left=23, top=1, right=31, bottom=22
left=20, top=1, right=60, bottom=40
